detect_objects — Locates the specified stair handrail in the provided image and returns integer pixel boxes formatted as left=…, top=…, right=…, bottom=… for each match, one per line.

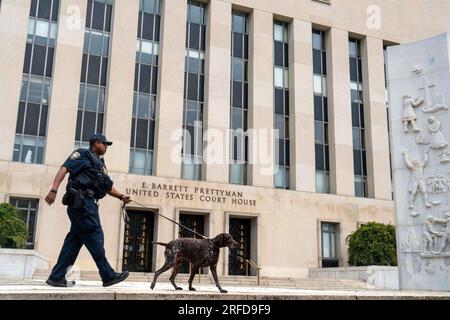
left=245, top=259, right=261, bottom=286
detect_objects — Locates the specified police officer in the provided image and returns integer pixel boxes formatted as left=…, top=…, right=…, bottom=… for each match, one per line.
left=44, top=133, right=132, bottom=287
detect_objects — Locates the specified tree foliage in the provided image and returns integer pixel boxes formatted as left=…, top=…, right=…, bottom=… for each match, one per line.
left=346, top=222, right=397, bottom=266
left=0, top=203, right=27, bottom=249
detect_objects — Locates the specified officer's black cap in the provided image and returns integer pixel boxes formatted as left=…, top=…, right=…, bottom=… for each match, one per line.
left=90, top=133, right=113, bottom=146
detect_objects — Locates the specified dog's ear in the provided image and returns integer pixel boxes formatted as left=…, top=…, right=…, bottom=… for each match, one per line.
left=213, top=233, right=227, bottom=247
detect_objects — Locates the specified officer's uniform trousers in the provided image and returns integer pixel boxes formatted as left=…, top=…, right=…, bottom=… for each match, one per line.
left=49, top=197, right=115, bottom=282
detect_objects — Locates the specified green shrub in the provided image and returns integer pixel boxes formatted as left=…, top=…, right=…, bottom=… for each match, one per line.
left=346, top=222, right=397, bottom=266
left=0, top=203, right=28, bottom=249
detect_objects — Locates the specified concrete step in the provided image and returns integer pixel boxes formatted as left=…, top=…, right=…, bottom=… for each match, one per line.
left=32, top=269, right=369, bottom=289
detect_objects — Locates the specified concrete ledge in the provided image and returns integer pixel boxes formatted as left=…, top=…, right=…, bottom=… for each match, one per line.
left=309, top=266, right=399, bottom=290
left=0, top=249, right=49, bottom=280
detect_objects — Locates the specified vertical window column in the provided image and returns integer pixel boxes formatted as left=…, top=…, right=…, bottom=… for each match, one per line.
left=9, top=198, right=40, bottom=249
left=13, top=0, right=60, bottom=164
left=230, top=11, right=249, bottom=185
left=313, top=30, right=330, bottom=194
left=181, top=0, right=207, bottom=181
left=75, top=0, right=112, bottom=148
left=273, top=21, right=290, bottom=189
left=349, top=38, right=367, bottom=198
left=129, top=0, right=161, bottom=175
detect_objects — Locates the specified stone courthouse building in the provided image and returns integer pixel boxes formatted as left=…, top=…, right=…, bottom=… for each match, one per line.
left=0, top=0, right=449, bottom=278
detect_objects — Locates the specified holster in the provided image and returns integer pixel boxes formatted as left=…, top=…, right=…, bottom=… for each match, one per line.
left=62, top=188, right=82, bottom=208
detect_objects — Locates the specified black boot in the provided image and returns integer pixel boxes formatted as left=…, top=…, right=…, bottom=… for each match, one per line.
left=102, top=271, right=129, bottom=287
left=46, top=278, right=76, bottom=287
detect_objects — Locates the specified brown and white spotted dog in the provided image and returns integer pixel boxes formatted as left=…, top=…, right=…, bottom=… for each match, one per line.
left=150, top=233, right=238, bottom=293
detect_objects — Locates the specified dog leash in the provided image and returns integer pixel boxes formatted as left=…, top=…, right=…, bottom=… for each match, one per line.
left=121, top=200, right=208, bottom=240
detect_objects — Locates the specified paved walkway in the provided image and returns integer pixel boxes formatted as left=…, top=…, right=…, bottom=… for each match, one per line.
left=0, top=280, right=450, bottom=300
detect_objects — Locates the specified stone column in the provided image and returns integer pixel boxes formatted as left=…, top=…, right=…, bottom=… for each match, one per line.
left=46, top=0, right=87, bottom=166
left=0, top=0, right=30, bottom=161
left=103, top=0, right=139, bottom=172
left=203, top=0, right=231, bottom=183
left=289, top=19, right=315, bottom=192
left=153, top=0, right=187, bottom=178
left=248, top=9, right=274, bottom=188
left=361, top=36, right=392, bottom=200
left=326, top=28, right=354, bottom=196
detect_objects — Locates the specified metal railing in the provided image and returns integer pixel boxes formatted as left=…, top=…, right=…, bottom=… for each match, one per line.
left=245, top=259, right=261, bottom=286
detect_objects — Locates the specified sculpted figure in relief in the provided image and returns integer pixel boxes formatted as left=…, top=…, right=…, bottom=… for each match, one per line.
left=403, top=149, right=432, bottom=209
left=422, top=216, right=441, bottom=253
left=402, top=95, right=424, bottom=133
left=428, top=116, right=448, bottom=149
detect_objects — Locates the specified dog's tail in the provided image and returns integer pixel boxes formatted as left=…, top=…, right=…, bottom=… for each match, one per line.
left=152, top=241, right=168, bottom=247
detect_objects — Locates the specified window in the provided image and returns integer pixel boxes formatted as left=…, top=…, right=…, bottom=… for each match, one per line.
left=14, top=0, right=60, bottom=164
left=313, top=30, right=330, bottom=193
left=130, top=1, right=161, bottom=177
left=75, top=0, right=113, bottom=148
left=273, top=21, right=290, bottom=189
left=230, top=11, right=249, bottom=185
left=321, top=222, right=339, bottom=268
left=181, top=1, right=207, bottom=181
left=9, top=198, right=40, bottom=249
left=349, top=38, right=368, bottom=198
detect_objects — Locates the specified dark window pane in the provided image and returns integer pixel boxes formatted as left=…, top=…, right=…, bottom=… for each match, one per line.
left=232, top=81, right=242, bottom=108
left=360, top=104, right=365, bottom=128
left=323, top=98, right=328, bottom=122
left=81, top=54, right=87, bottom=83
left=82, top=111, right=96, bottom=141
left=199, top=75, right=204, bottom=102
left=139, top=64, right=151, bottom=93
left=151, top=66, right=158, bottom=95
left=187, top=73, right=199, bottom=101
left=284, top=90, right=290, bottom=115
left=188, top=23, right=200, bottom=50
left=315, top=144, right=324, bottom=171
left=30, top=0, right=38, bottom=17
left=325, top=145, right=330, bottom=171
left=154, top=15, right=160, bottom=42
left=233, top=33, right=243, bottom=58
left=87, top=55, right=101, bottom=85
left=200, top=25, right=206, bottom=51
left=353, top=150, right=362, bottom=175
left=351, top=103, right=360, bottom=127
left=105, top=4, right=112, bottom=32
left=284, top=43, right=289, bottom=68
left=130, top=119, right=136, bottom=147
left=92, top=1, right=106, bottom=31
left=285, top=140, right=290, bottom=166
left=75, top=110, right=82, bottom=140
left=97, top=112, right=104, bottom=134
left=358, top=59, right=363, bottom=82
left=23, top=44, right=32, bottom=74
left=45, top=47, right=54, bottom=77
left=148, top=120, right=155, bottom=150
left=137, top=14, right=142, bottom=38
left=350, top=58, right=358, bottom=82
left=136, top=119, right=148, bottom=149
left=274, top=88, right=284, bottom=115
left=16, top=102, right=26, bottom=134
left=39, top=105, right=48, bottom=137
left=243, top=35, right=249, bottom=59
left=24, top=103, right=40, bottom=136
left=362, top=150, right=367, bottom=176
left=142, top=13, right=154, bottom=40
left=243, top=83, right=248, bottom=110
left=314, top=95, right=323, bottom=121
left=51, top=0, right=60, bottom=22
left=100, top=57, right=108, bottom=86
left=37, top=0, right=52, bottom=20
left=134, top=63, right=139, bottom=91
left=31, top=45, right=46, bottom=76
left=278, top=140, right=285, bottom=165
left=86, top=0, right=92, bottom=28
left=322, top=51, right=327, bottom=75
left=274, top=41, right=283, bottom=67
left=313, top=50, right=322, bottom=74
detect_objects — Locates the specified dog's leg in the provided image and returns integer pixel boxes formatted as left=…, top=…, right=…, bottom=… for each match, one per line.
left=188, top=265, right=200, bottom=291
left=210, top=265, right=227, bottom=293
left=169, top=257, right=183, bottom=290
left=150, top=262, right=173, bottom=290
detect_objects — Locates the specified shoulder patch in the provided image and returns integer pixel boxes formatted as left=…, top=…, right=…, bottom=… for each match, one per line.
left=70, top=151, right=81, bottom=160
